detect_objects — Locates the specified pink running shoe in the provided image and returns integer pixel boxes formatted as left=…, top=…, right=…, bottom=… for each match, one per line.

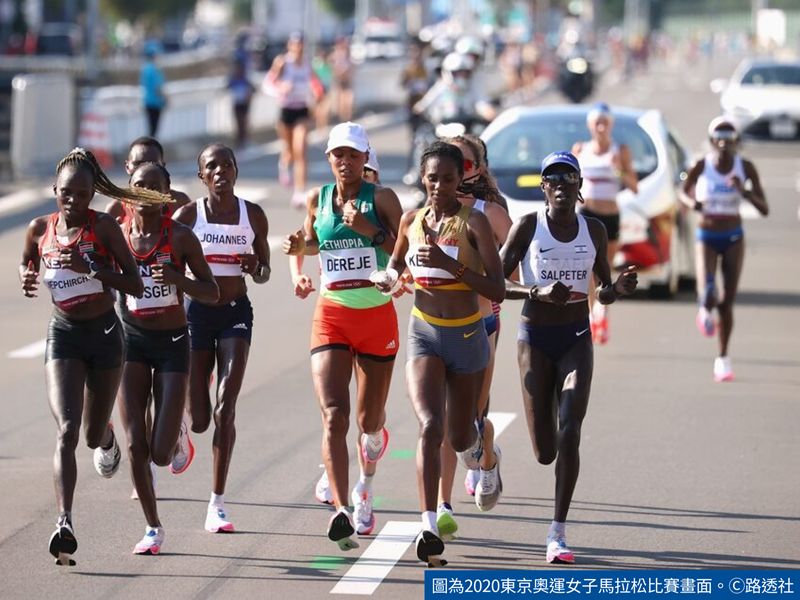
left=546, top=536, right=575, bottom=564
left=278, top=161, right=292, bottom=188
left=713, top=356, right=734, bottom=382
left=464, top=469, right=479, bottom=496
left=169, top=416, right=195, bottom=475
left=133, top=527, right=164, bottom=555
left=696, top=307, right=716, bottom=337
left=360, top=428, right=389, bottom=463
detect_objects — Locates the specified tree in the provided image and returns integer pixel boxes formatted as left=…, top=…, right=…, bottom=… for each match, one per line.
left=318, top=0, right=356, bottom=21
left=100, top=0, right=196, bottom=23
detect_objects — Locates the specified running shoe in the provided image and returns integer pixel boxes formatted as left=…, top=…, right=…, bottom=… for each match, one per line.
left=133, top=526, right=165, bottom=555
left=278, top=161, right=292, bottom=187
left=169, top=416, right=195, bottom=475
left=360, top=427, right=389, bottom=463
left=93, top=424, right=121, bottom=478
left=327, top=507, right=359, bottom=550
left=315, top=469, right=333, bottom=505
left=713, top=356, right=734, bottom=382
left=351, top=486, right=376, bottom=535
left=131, top=461, right=158, bottom=500
left=546, top=535, right=575, bottom=564
left=456, top=421, right=483, bottom=470
left=475, top=445, right=503, bottom=512
left=696, top=307, right=716, bottom=338
left=464, top=469, right=479, bottom=496
left=49, top=514, right=77, bottom=565
left=205, top=505, right=235, bottom=533
left=436, top=503, right=458, bottom=541
left=290, top=190, right=306, bottom=209
left=415, top=529, right=446, bottom=566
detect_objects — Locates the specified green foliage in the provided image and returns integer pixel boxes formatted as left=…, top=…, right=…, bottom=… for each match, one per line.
left=318, top=0, right=356, bottom=21
left=99, top=0, right=195, bottom=24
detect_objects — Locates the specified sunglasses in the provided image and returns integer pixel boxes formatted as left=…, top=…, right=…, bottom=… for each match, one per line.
left=711, top=129, right=738, bottom=141
left=463, top=158, right=476, bottom=171
left=542, top=172, right=581, bottom=186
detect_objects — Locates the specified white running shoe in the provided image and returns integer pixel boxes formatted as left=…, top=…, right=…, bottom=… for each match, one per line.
left=464, top=469, right=479, bottom=496
left=456, top=421, right=483, bottom=470
left=415, top=529, right=447, bottom=567
left=360, top=427, right=389, bottom=463
left=49, top=514, right=77, bottom=565
left=93, top=424, right=121, bottom=478
left=169, top=416, right=195, bottom=475
left=351, top=486, right=376, bottom=535
left=713, top=356, right=734, bottom=382
left=315, top=469, right=333, bottom=505
left=131, top=461, right=158, bottom=500
left=546, top=535, right=575, bottom=564
left=475, top=445, right=503, bottom=512
left=133, top=526, right=165, bottom=555
left=696, top=307, right=716, bottom=337
left=327, top=507, right=359, bottom=550
left=205, top=505, right=235, bottom=533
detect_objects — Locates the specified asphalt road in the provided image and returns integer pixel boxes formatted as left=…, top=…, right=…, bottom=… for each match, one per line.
left=0, top=53, right=798, bottom=599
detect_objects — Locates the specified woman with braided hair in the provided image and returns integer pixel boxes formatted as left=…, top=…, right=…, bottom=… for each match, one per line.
left=18, top=148, right=167, bottom=565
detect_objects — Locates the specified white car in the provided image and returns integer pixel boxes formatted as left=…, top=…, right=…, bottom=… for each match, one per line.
left=482, top=104, right=694, bottom=297
left=714, top=58, right=800, bottom=139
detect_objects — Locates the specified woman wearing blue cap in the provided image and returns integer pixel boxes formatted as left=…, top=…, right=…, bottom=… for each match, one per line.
left=500, top=151, right=637, bottom=564
left=571, top=103, right=638, bottom=345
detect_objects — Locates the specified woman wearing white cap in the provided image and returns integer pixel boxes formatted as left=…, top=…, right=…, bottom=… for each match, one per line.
left=500, top=151, right=637, bottom=564
left=282, top=122, right=403, bottom=550
left=680, top=117, right=768, bottom=382
left=571, top=102, right=638, bottom=345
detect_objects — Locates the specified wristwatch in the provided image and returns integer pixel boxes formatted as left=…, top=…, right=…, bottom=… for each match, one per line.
left=371, top=230, right=387, bottom=247
left=86, top=260, right=100, bottom=279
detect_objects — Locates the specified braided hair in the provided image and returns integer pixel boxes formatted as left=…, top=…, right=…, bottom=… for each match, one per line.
left=446, top=134, right=506, bottom=207
left=419, top=141, right=464, bottom=178
left=56, top=147, right=172, bottom=206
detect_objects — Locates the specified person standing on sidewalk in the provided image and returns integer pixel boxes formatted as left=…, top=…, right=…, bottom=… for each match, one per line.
left=141, top=43, right=167, bottom=138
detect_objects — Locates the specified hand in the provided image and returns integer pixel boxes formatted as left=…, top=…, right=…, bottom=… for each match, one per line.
left=613, top=266, right=638, bottom=297
left=20, top=260, right=39, bottom=297
left=282, top=230, right=306, bottom=256
left=237, top=253, right=258, bottom=275
left=341, top=199, right=371, bottom=236
left=59, top=249, right=89, bottom=274
left=416, top=234, right=452, bottom=270
left=392, top=271, right=414, bottom=298
left=728, top=175, right=744, bottom=194
left=292, top=273, right=316, bottom=299
left=151, top=263, right=179, bottom=285
left=370, top=268, right=399, bottom=294
left=537, top=281, right=573, bottom=305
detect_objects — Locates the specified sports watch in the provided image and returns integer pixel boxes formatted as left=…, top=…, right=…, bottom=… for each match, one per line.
left=86, top=261, right=101, bottom=279
left=371, top=230, right=386, bottom=247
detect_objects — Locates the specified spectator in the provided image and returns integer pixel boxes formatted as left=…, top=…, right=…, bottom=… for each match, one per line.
left=228, top=59, right=255, bottom=147
left=140, top=42, right=167, bottom=137
left=329, top=36, right=354, bottom=121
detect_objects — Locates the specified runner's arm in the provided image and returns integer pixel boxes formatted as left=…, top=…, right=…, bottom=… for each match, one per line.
left=499, top=213, right=536, bottom=299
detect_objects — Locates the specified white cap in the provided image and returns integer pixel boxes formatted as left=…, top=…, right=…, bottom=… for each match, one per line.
left=365, top=148, right=380, bottom=173
left=326, top=121, right=370, bottom=154
left=442, top=52, right=475, bottom=73
left=707, top=115, right=736, bottom=136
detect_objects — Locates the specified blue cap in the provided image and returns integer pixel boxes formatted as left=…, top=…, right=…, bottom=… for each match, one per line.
left=541, top=151, right=580, bottom=174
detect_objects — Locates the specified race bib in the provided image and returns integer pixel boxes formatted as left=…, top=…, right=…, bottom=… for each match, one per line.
left=320, top=247, right=378, bottom=290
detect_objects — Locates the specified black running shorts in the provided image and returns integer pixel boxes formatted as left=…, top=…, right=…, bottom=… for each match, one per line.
left=45, top=309, right=123, bottom=369
left=122, top=320, right=190, bottom=373
left=186, top=295, right=254, bottom=351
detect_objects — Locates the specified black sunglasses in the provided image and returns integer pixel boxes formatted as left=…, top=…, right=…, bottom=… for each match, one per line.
left=542, top=172, right=581, bottom=186
left=711, top=129, right=738, bottom=141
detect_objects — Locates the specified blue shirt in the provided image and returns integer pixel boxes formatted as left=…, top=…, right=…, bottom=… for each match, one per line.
left=140, top=61, right=165, bottom=109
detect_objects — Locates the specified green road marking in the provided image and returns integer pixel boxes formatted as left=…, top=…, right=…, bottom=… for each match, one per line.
left=389, top=448, right=415, bottom=459
left=311, top=555, right=346, bottom=571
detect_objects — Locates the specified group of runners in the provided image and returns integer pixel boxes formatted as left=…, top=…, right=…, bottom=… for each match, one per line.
left=18, top=106, right=765, bottom=568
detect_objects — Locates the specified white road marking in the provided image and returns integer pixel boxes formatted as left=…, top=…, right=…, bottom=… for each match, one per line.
left=330, top=411, right=517, bottom=595
left=8, top=338, right=47, bottom=358
left=330, top=521, right=422, bottom=595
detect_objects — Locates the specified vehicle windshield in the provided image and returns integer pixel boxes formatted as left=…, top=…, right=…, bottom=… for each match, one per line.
left=740, top=65, right=800, bottom=86
left=485, top=112, right=658, bottom=180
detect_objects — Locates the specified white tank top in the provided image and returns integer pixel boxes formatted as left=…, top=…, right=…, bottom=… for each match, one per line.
left=695, top=153, right=745, bottom=217
left=193, top=197, right=255, bottom=277
left=577, top=143, right=620, bottom=201
left=520, top=211, right=596, bottom=303
left=279, top=59, right=313, bottom=109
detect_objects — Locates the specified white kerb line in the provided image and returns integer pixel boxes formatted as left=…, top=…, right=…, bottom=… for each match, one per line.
left=330, top=411, right=517, bottom=595
left=8, top=338, right=47, bottom=358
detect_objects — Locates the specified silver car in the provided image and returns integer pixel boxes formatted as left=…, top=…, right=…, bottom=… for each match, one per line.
left=482, top=104, right=694, bottom=297
left=714, top=58, right=800, bottom=139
